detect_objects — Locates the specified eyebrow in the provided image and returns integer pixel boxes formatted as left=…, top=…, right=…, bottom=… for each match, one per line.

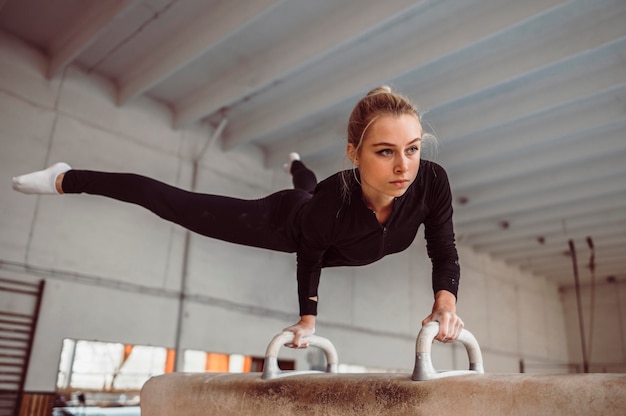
left=370, top=138, right=422, bottom=147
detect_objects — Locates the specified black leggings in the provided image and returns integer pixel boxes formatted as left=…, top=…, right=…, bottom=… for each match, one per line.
left=62, top=161, right=317, bottom=253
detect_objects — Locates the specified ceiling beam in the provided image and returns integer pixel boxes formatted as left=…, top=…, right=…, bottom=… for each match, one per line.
left=510, top=239, right=626, bottom=266
left=454, top=172, right=625, bottom=226
left=47, top=0, right=139, bottom=78
left=488, top=228, right=626, bottom=260
left=476, top=229, right=626, bottom=264
left=222, top=0, right=566, bottom=149
left=261, top=2, right=626, bottom=171
left=454, top=150, right=626, bottom=213
left=540, top=265, right=626, bottom=286
left=440, top=82, right=626, bottom=171
left=518, top=248, right=626, bottom=273
left=172, top=0, right=427, bottom=128
left=462, top=206, right=626, bottom=247
left=425, top=37, right=626, bottom=152
left=117, top=0, right=281, bottom=105
left=407, top=0, right=626, bottom=115
left=455, top=191, right=626, bottom=237
left=525, top=256, right=626, bottom=280
left=266, top=59, right=626, bottom=177
left=264, top=116, right=346, bottom=167
left=450, top=118, right=626, bottom=190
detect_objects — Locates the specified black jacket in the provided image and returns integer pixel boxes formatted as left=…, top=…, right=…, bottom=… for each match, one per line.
left=294, top=160, right=460, bottom=316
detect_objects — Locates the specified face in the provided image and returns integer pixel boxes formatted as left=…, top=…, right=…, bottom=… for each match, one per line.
left=348, top=114, right=422, bottom=203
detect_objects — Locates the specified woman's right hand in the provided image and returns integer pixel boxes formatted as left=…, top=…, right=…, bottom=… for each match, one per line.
left=283, top=315, right=316, bottom=348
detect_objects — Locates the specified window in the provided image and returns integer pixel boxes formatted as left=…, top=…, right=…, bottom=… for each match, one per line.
left=56, top=339, right=172, bottom=391
left=56, top=339, right=297, bottom=394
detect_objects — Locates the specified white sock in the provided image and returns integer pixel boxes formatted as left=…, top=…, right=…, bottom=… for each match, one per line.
left=283, top=152, right=301, bottom=173
left=12, top=162, right=72, bottom=195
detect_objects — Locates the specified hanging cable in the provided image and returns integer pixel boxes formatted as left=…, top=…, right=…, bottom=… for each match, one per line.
left=569, top=239, right=589, bottom=373
left=586, top=236, right=596, bottom=368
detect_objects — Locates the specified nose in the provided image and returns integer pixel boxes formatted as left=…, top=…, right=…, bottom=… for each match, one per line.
left=395, top=154, right=409, bottom=174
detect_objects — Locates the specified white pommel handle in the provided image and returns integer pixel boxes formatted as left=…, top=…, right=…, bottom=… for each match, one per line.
left=411, top=321, right=484, bottom=381
left=261, top=332, right=339, bottom=380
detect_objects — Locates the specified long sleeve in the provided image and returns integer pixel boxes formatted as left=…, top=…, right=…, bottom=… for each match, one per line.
left=293, top=176, right=343, bottom=316
left=423, top=165, right=460, bottom=297
left=296, top=218, right=333, bottom=315
left=296, top=251, right=323, bottom=316
left=295, top=199, right=337, bottom=315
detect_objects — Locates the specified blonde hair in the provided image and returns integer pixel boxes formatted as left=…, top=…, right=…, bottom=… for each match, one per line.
left=340, top=86, right=435, bottom=200
left=347, top=86, right=418, bottom=153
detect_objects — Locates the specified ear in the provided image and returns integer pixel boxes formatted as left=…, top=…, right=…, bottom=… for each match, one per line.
left=347, top=143, right=358, bottom=165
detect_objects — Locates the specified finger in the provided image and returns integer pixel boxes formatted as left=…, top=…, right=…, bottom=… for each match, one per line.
left=437, top=318, right=450, bottom=342
left=449, top=326, right=459, bottom=341
left=284, top=342, right=309, bottom=349
left=453, top=319, right=464, bottom=340
left=443, top=316, right=463, bottom=341
left=293, top=333, right=302, bottom=348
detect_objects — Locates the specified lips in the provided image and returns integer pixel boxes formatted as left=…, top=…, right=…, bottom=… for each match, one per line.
left=390, top=179, right=410, bottom=187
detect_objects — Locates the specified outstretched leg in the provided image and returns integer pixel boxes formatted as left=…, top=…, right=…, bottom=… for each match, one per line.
left=13, top=154, right=317, bottom=252
left=60, top=170, right=308, bottom=252
left=12, top=155, right=317, bottom=252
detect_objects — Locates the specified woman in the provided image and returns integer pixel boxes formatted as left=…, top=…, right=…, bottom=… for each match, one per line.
left=13, top=86, right=463, bottom=348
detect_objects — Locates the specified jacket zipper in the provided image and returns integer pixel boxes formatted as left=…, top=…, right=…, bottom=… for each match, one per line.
left=380, top=226, right=388, bottom=258
left=379, top=198, right=399, bottom=257
left=368, top=198, right=396, bottom=258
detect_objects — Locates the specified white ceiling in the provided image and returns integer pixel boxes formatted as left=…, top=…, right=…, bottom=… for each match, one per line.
left=1, top=0, right=624, bottom=288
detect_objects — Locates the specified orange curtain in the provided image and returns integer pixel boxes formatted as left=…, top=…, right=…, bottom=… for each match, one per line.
left=164, top=349, right=176, bottom=373
left=205, top=353, right=229, bottom=372
left=242, top=356, right=253, bottom=372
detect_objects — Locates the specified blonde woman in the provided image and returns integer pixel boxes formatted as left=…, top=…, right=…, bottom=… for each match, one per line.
left=13, top=86, right=463, bottom=348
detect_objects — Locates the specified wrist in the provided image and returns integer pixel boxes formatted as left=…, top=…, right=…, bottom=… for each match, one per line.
left=433, top=290, right=456, bottom=312
left=299, top=314, right=316, bottom=328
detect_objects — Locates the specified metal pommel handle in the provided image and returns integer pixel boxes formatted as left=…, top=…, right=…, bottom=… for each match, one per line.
left=261, top=332, right=339, bottom=380
left=411, top=321, right=484, bottom=381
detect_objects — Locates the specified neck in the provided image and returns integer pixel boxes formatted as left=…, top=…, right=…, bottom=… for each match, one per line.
left=361, top=190, right=394, bottom=213
left=362, top=195, right=393, bottom=225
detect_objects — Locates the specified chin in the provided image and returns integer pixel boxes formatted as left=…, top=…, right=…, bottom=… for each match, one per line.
left=388, top=189, right=409, bottom=198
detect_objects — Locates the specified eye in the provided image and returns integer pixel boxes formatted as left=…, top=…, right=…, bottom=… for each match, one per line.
left=377, top=149, right=394, bottom=156
left=406, top=145, right=420, bottom=155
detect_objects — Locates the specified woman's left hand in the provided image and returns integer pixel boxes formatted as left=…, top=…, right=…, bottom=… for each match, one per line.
left=421, top=290, right=464, bottom=343
left=283, top=315, right=316, bottom=348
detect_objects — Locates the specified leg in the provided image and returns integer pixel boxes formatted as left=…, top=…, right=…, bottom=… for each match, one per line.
left=290, top=160, right=317, bottom=194
left=61, top=170, right=308, bottom=252
left=283, top=152, right=317, bottom=193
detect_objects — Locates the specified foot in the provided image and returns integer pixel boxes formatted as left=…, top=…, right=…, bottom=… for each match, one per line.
left=283, top=152, right=301, bottom=173
left=12, top=162, right=72, bottom=195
